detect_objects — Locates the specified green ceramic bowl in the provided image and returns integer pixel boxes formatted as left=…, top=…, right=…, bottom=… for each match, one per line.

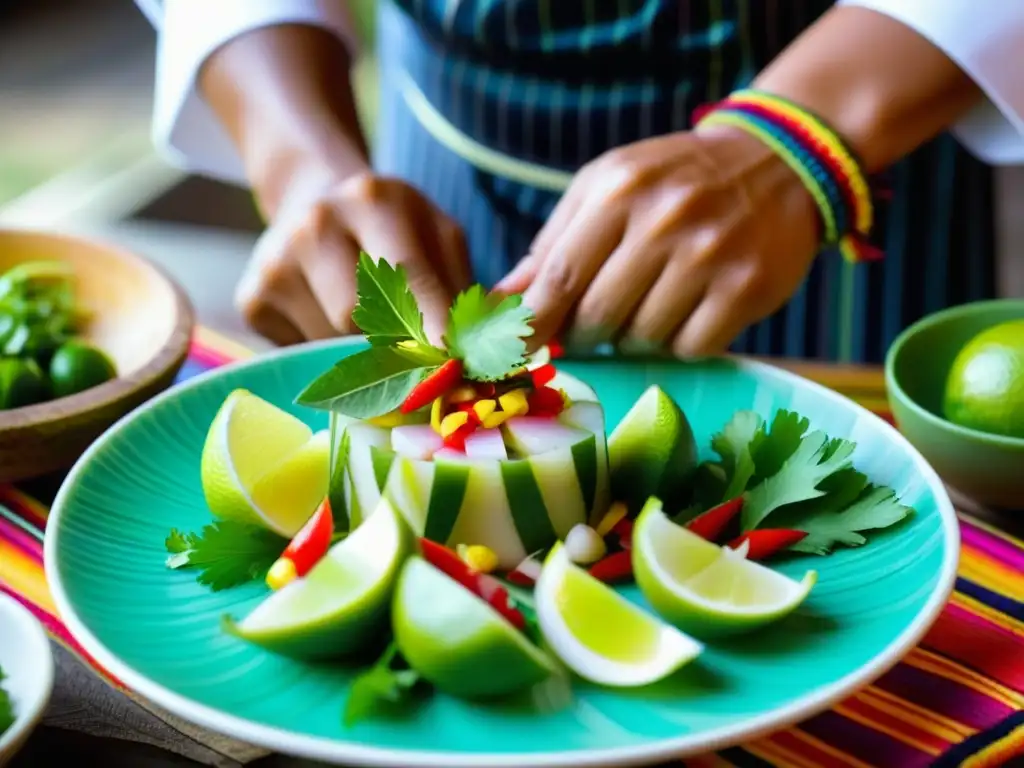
left=885, top=299, right=1024, bottom=510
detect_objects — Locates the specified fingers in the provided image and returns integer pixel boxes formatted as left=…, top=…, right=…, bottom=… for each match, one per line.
left=236, top=255, right=336, bottom=345
left=429, top=214, right=472, bottom=296
left=522, top=206, right=627, bottom=346
left=670, top=285, right=751, bottom=357
left=296, top=203, right=361, bottom=334
left=570, top=230, right=669, bottom=347
left=343, top=193, right=452, bottom=345
left=493, top=254, right=539, bottom=297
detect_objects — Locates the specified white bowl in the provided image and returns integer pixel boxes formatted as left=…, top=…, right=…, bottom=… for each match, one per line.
left=0, top=594, right=54, bottom=766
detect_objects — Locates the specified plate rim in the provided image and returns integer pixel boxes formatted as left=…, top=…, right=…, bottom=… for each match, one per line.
left=0, top=592, right=55, bottom=759
left=43, top=338, right=961, bottom=768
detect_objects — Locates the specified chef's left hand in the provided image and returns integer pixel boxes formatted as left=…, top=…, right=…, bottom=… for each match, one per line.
left=495, top=128, right=820, bottom=357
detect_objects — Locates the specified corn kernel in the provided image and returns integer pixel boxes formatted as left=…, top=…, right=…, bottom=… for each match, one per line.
left=481, top=410, right=513, bottom=429
left=472, top=399, right=496, bottom=421
left=595, top=501, right=628, bottom=537
left=448, top=385, right=477, bottom=403
left=368, top=410, right=405, bottom=428
left=430, top=396, right=444, bottom=434
left=440, top=410, right=469, bottom=438
left=458, top=544, right=498, bottom=573
left=266, top=558, right=297, bottom=590
left=498, top=388, right=529, bottom=416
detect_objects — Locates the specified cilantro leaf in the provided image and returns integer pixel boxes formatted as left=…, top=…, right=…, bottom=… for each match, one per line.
left=0, top=665, right=15, bottom=734
left=352, top=253, right=431, bottom=347
left=296, top=346, right=444, bottom=417
left=444, top=286, right=534, bottom=381
left=711, top=410, right=763, bottom=501
left=749, top=409, right=811, bottom=484
left=741, top=430, right=855, bottom=530
left=164, top=521, right=285, bottom=591
left=780, top=486, right=914, bottom=555
left=344, top=641, right=424, bottom=726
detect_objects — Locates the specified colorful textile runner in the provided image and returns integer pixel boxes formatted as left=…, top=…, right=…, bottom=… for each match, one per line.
left=1, top=328, right=1021, bottom=768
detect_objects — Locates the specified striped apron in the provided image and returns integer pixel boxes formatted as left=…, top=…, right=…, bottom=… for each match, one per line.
left=372, top=0, right=997, bottom=364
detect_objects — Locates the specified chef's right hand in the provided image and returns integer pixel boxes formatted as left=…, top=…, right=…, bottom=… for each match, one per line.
left=235, top=172, right=471, bottom=347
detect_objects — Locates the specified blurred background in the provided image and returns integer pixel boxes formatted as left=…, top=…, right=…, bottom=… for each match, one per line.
left=0, top=0, right=1020, bottom=317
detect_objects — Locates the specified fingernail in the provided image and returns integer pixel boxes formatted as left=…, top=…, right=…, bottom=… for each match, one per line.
left=617, top=337, right=664, bottom=356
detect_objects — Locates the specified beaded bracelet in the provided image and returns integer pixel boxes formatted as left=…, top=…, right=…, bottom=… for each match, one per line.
left=695, top=89, right=882, bottom=263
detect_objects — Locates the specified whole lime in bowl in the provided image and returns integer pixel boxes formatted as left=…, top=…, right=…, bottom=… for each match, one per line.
left=943, top=320, right=1024, bottom=439
left=886, top=300, right=1024, bottom=510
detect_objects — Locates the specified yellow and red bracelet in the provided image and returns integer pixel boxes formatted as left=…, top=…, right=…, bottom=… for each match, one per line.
left=696, top=89, right=882, bottom=264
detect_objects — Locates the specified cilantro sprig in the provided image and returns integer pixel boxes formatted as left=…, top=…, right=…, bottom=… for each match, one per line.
left=343, top=641, right=423, bottom=727
left=297, top=254, right=536, bottom=417
left=165, top=521, right=286, bottom=591
left=694, top=408, right=914, bottom=555
left=0, top=665, right=14, bottom=735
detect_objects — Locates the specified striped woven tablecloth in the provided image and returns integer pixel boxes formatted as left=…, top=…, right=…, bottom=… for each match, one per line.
left=1, top=328, right=1022, bottom=768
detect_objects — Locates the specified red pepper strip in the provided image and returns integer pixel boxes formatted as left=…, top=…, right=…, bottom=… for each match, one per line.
left=588, top=550, right=633, bottom=584
left=475, top=382, right=496, bottom=398
left=727, top=529, right=807, bottom=561
left=400, top=359, right=463, bottom=414
left=280, top=498, right=334, bottom=576
left=610, top=517, right=634, bottom=549
left=527, top=386, right=565, bottom=415
left=455, top=401, right=482, bottom=425
left=547, top=340, right=565, bottom=359
left=685, top=496, right=744, bottom=543
left=530, top=364, right=557, bottom=388
left=505, top=569, right=537, bottom=587
left=443, top=421, right=477, bottom=451
left=419, top=539, right=526, bottom=630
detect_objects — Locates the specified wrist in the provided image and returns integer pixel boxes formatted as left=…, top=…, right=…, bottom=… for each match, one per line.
left=752, top=6, right=981, bottom=172
left=199, top=24, right=371, bottom=219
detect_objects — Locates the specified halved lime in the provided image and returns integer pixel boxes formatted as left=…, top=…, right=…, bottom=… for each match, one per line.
left=608, top=385, right=697, bottom=511
left=534, top=542, right=702, bottom=687
left=393, top=556, right=557, bottom=699
left=226, top=497, right=411, bottom=659
left=632, top=498, right=816, bottom=637
left=201, top=389, right=328, bottom=537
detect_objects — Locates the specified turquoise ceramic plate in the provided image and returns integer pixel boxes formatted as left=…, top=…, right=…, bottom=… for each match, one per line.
left=45, top=339, right=958, bottom=767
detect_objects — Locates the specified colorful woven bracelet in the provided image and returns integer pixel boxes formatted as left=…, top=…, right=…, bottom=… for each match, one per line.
left=696, top=89, right=881, bottom=263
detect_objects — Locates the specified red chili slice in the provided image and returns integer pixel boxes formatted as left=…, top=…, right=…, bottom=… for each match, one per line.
left=419, top=539, right=526, bottom=630
left=547, top=340, right=565, bottom=359
left=443, top=421, right=477, bottom=451
left=282, top=498, right=333, bottom=576
left=475, top=382, right=496, bottom=398
left=455, top=401, right=483, bottom=425
left=527, top=386, right=565, bottom=415
left=610, top=517, right=634, bottom=549
left=727, top=529, right=807, bottom=560
left=400, top=359, right=463, bottom=414
left=588, top=550, right=633, bottom=584
left=685, top=496, right=744, bottom=543
left=530, top=364, right=556, bottom=388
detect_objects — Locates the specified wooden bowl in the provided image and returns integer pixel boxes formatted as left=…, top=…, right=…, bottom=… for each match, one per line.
left=0, top=229, right=194, bottom=482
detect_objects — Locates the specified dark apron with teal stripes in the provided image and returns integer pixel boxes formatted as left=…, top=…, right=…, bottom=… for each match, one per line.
left=373, top=0, right=996, bottom=364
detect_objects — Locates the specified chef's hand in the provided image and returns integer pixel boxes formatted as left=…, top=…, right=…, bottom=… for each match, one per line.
left=200, top=24, right=469, bottom=347
left=495, top=127, right=818, bottom=357
left=236, top=172, right=470, bottom=346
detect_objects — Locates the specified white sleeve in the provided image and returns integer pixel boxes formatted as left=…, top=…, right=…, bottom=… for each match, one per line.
left=838, top=0, right=1024, bottom=165
left=134, top=0, right=359, bottom=185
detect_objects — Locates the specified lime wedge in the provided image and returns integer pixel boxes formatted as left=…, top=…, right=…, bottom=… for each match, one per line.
left=632, top=498, right=817, bottom=637
left=201, top=389, right=328, bottom=537
left=608, top=386, right=697, bottom=511
left=226, top=497, right=411, bottom=659
left=393, top=557, right=557, bottom=699
left=534, top=542, right=702, bottom=687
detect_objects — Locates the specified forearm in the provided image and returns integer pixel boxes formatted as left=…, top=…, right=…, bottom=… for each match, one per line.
left=200, top=24, right=370, bottom=220
left=753, top=6, right=982, bottom=172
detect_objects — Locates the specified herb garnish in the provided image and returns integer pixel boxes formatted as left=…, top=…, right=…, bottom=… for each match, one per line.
left=165, top=522, right=286, bottom=591
left=344, top=641, right=423, bottom=726
left=0, top=664, right=14, bottom=734
left=297, top=254, right=535, bottom=417
left=693, top=409, right=913, bottom=555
